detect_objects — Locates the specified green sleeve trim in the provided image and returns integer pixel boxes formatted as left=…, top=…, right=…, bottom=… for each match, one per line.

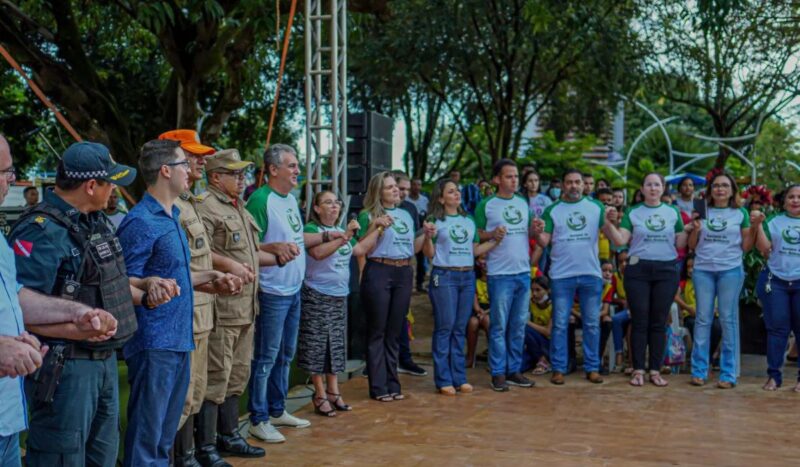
left=620, top=206, right=633, bottom=232
left=304, top=222, right=320, bottom=234
left=740, top=207, right=751, bottom=228
left=588, top=198, right=605, bottom=228
left=245, top=187, right=270, bottom=242
left=542, top=201, right=557, bottom=234
left=763, top=213, right=777, bottom=241
left=474, top=197, right=491, bottom=230
left=357, top=211, right=370, bottom=239
left=671, top=205, right=684, bottom=233
left=468, top=216, right=480, bottom=243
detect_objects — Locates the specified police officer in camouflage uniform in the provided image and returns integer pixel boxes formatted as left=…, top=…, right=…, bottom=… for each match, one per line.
left=197, top=149, right=275, bottom=460
left=8, top=142, right=140, bottom=466
left=158, top=130, right=257, bottom=467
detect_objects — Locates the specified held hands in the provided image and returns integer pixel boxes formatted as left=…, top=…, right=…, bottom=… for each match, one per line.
left=530, top=219, right=544, bottom=236
left=372, top=215, right=393, bottom=229
left=74, top=307, right=118, bottom=341
left=605, top=206, right=618, bottom=224
left=750, top=210, right=766, bottom=226
left=347, top=219, right=361, bottom=237
left=0, top=333, right=47, bottom=378
left=686, top=217, right=701, bottom=234
left=230, top=262, right=256, bottom=285
left=273, top=242, right=301, bottom=265
left=144, top=276, right=181, bottom=306
left=212, top=272, right=244, bottom=296
left=422, top=221, right=437, bottom=239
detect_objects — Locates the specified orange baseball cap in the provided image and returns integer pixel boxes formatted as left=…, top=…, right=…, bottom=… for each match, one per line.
left=158, top=129, right=215, bottom=155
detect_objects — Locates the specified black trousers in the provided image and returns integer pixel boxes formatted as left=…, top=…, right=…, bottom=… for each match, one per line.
left=415, top=251, right=427, bottom=289
left=361, top=260, right=413, bottom=398
left=624, top=259, right=680, bottom=371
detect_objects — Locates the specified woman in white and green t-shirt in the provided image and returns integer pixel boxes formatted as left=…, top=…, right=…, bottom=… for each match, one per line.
left=422, top=179, right=498, bottom=396
left=298, top=191, right=382, bottom=417
left=754, top=184, right=800, bottom=392
left=686, top=173, right=754, bottom=389
left=357, top=172, right=434, bottom=402
left=605, top=173, right=692, bottom=387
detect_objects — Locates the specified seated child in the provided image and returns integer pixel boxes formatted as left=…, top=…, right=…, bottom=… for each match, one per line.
left=524, top=276, right=553, bottom=375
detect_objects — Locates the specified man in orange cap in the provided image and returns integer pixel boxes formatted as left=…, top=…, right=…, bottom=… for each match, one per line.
left=158, top=129, right=244, bottom=467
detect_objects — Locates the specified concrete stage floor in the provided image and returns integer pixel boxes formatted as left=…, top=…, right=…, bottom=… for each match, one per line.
left=232, top=292, right=800, bottom=466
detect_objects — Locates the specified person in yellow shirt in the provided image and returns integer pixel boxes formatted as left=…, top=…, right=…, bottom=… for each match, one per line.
left=466, top=257, right=490, bottom=367
left=524, top=277, right=553, bottom=375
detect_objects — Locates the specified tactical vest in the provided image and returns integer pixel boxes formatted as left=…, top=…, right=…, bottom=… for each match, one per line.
left=11, top=203, right=138, bottom=350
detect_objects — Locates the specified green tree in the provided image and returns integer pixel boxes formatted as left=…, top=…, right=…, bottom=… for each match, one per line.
left=641, top=0, right=800, bottom=169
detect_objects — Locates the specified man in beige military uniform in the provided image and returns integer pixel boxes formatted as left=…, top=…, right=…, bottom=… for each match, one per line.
left=159, top=130, right=253, bottom=467
left=197, top=149, right=278, bottom=458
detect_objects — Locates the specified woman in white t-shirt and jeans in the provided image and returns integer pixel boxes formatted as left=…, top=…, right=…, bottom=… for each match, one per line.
left=422, top=179, right=499, bottom=396
left=753, top=184, right=800, bottom=392
left=686, top=173, right=754, bottom=389
left=605, top=173, right=693, bottom=387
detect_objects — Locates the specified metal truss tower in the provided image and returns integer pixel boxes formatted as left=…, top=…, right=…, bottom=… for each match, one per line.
left=304, top=0, right=348, bottom=221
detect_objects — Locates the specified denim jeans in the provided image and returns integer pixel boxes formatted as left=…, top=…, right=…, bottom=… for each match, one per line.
left=248, top=291, right=301, bottom=423
left=487, top=272, right=531, bottom=376
left=124, top=350, right=190, bottom=467
left=428, top=268, right=475, bottom=388
left=522, top=326, right=550, bottom=371
left=0, top=433, right=20, bottom=467
left=612, top=309, right=631, bottom=354
left=550, top=275, right=604, bottom=373
left=692, top=266, right=744, bottom=383
left=756, top=269, right=800, bottom=386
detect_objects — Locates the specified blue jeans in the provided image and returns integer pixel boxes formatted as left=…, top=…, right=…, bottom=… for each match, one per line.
left=248, top=291, right=301, bottom=423
left=692, top=266, right=744, bottom=383
left=124, top=350, right=190, bottom=467
left=756, top=269, right=800, bottom=386
left=487, top=273, right=531, bottom=376
left=612, top=309, right=631, bottom=354
left=428, top=268, right=475, bottom=388
left=522, top=326, right=550, bottom=371
left=550, top=275, right=604, bottom=373
left=0, top=433, right=20, bottom=467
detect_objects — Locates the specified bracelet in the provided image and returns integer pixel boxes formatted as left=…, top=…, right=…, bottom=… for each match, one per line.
left=323, top=231, right=330, bottom=243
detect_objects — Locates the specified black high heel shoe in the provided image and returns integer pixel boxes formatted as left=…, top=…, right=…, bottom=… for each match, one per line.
left=313, top=396, right=337, bottom=417
left=326, top=391, right=352, bottom=411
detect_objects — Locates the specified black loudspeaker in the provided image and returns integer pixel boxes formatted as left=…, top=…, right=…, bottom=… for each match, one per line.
left=347, top=112, right=393, bottom=194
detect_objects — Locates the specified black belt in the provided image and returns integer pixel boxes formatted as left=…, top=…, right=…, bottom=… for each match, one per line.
left=63, top=344, right=114, bottom=360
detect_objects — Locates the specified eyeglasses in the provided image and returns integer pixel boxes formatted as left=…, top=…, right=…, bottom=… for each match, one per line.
left=0, top=166, right=15, bottom=181
left=711, top=183, right=731, bottom=189
left=319, top=199, right=344, bottom=207
left=164, top=160, right=189, bottom=169
left=219, top=170, right=246, bottom=179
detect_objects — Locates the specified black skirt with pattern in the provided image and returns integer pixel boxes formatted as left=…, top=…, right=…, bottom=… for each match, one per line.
left=297, top=285, right=347, bottom=374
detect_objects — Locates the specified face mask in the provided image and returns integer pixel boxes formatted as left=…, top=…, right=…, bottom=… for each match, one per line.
left=551, top=188, right=561, bottom=198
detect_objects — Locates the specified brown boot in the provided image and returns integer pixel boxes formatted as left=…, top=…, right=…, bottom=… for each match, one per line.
left=550, top=372, right=565, bottom=385
left=585, top=371, right=603, bottom=384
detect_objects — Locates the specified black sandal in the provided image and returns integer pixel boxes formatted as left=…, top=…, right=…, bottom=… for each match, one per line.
left=326, top=391, right=352, bottom=411
left=390, top=392, right=405, bottom=401
left=313, top=396, right=337, bottom=417
left=372, top=394, right=394, bottom=402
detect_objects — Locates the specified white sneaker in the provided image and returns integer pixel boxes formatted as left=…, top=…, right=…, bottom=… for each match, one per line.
left=270, top=411, right=311, bottom=428
left=248, top=421, right=286, bottom=443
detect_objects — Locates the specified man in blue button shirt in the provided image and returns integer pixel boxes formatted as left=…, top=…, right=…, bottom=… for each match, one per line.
left=117, top=139, right=239, bottom=467
left=0, top=135, right=118, bottom=467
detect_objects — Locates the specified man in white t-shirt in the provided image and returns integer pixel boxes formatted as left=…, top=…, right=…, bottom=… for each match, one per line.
left=533, top=169, right=617, bottom=385
left=245, top=144, right=344, bottom=442
left=409, top=178, right=429, bottom=216
left=476, top=159, right=535, bottom=392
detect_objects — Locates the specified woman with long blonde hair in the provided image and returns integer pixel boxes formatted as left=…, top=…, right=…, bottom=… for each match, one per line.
left=357, top=172, right=434, bottom=401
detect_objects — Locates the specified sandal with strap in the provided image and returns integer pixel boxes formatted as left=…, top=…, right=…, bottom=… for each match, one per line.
left=793, top=381, right=800, bottom=393
left=372, top=394, right=394, bottom=402
left=532, top=361, right=550, bottom=376
left=629, top=370, right=645, bottom=387
left=313, top=396, right=337, bottom=417
left=649, top=371, right=669, bottom=387
left=326, top=391, right=352, bottom=411
left=390, top=393, right=405, bottom=401
left=762, top=378, right=779, bottom=391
